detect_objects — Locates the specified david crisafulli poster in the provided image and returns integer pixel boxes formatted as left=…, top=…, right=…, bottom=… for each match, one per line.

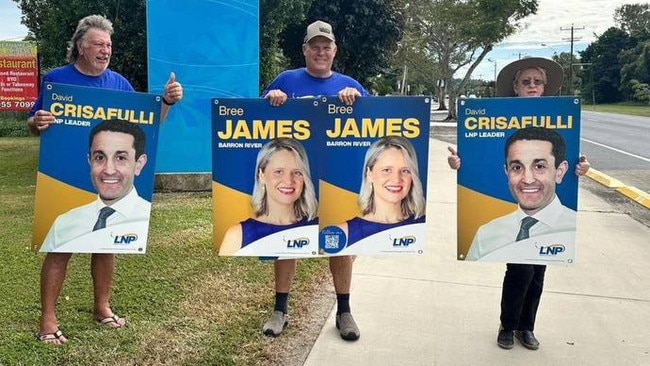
left=33, top=83, right=161, bottom=254
left=456, top=96, right=581, bottom=265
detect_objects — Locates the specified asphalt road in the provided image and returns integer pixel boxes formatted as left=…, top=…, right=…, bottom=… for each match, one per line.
left=580, top=110, right=650, bottom=193
left=429, top=110, right=650, bottom=229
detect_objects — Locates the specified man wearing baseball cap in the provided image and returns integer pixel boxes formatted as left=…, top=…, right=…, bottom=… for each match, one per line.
left=260, top=20, right=369, bottom=341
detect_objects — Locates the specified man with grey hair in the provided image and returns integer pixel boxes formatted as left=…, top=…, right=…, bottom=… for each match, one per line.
left=29, top=14, right=183, bottom=345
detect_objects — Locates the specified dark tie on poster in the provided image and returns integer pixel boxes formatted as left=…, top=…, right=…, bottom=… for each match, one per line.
left=516, top=217, right=538, bottom=242
left=93, top=207, right=116, bottom=231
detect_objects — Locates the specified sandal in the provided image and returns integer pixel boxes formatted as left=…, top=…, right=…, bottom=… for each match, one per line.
left=35, top=329, right=67, bottom=345
left=96, top=314, right=128, bottom=328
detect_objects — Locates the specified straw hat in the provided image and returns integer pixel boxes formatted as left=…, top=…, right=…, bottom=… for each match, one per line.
left=496, top=57, right=564, bottom=97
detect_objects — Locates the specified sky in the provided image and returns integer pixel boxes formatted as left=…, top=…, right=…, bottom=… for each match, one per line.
left=0, top=0, right=27, bottom=41
left=0, top=0, right=639, bottom=80
left=462, top=0, right=637, bottom=80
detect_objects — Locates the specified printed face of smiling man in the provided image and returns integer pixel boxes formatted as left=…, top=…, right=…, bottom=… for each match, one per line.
left=89, top=131, right=147, bottom=206
left=504, top=139, right=568, bottom=216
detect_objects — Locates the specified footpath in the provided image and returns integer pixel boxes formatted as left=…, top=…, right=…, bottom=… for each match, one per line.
left=303, top=137, right=650, bottom=366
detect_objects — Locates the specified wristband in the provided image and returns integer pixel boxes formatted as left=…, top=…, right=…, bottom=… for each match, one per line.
left=162, top=97, right=176, bottom=106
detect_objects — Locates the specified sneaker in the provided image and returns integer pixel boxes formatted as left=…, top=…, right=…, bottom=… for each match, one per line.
left=335, top=312, right=360, bottom=341
left=262, top=311, right=287, bottom=337
left=515, top=330, right=540, bottom=350
left=497, top=327, right=514, bottom=349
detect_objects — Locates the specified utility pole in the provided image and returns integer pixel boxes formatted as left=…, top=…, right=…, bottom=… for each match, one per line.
left=400, top=64, right=408, bottom=95
left=561, top=24, right=584, bottom=95
left=488, top=58, right=497, bottom=96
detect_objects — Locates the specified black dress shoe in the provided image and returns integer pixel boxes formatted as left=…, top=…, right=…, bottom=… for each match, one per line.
left=497, top=328, right=514, bottom=349
left=515, top=330, right=540, bottom=350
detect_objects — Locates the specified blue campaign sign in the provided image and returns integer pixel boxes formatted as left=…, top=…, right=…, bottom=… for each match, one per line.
left=212, top=98, right=321, bottom=257
left=147, top=0, right=259, bottom=173
left=33, top=82, right=161, bottom=253
left=38, top=83, right=161, bottom=198
left=318, top=96, right=431, bottom=256
left=456, top=96, right=581, bottom=265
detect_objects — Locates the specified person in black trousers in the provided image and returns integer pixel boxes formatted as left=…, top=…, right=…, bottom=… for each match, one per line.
left=447, top=57, right=590, bottom=350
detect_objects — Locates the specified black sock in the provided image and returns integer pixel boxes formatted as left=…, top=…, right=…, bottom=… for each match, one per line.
left=336, top=293, right=351, bottom=315
left=274, top=292, right=289, bottom=314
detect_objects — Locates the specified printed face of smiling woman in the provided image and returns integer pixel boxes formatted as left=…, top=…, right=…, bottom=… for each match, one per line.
left=366, top=147, right=413, bottom=206
left=258, top=149, right=305, bottom=208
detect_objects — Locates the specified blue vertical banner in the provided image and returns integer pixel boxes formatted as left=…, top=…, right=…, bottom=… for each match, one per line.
left=212, top=98, right=320, bottom=257
left=33, top=83, right=161, bottom=253
left=318, top=96, right=431, bottom=256
left=456, top=96, right=581, bottom=264
left=147, top=0, right=259, bottom=173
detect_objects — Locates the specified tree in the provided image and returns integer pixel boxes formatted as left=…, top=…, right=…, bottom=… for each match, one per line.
left=550, top=52, right=582, bottom=96
left=614, top=3, right=650, bottom=41
left=619, top=41, right=650, bottom=101
left=390, top=10, right=443, bottom=97
left=579, top=27, right=633, bottom=104
left=400, top=0, right=538, bottom=120
left=15, top=0, right=148, bottom=91
left=613, top=4, right=650, bottom=103
left=259, top=0, right=313, bottom=91
left=279, top=0, right=405, bottom=86
left=630, top=79, right=650, bottom=104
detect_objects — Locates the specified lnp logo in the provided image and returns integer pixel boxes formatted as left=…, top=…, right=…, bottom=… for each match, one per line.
left=113, top=233, right=138, bottom=245
left=392, top=235, right=416, bottom=247
left=539, top=244, right=565, bottom=256
left=287, top=237, right=310, bottom=249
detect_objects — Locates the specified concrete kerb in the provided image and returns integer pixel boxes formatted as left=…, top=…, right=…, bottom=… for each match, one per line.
left=585, top=168, right=650, bottom=210
left=585, top=168, right=625, bottom=188
left=616, top=186, right=650, bottom=210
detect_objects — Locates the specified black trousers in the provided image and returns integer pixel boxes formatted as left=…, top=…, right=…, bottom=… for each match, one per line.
left=500, top=263, right=546, bottom=332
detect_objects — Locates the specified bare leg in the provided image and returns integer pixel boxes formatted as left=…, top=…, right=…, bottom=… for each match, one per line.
left=39, top=252, right=73, bottom=344
left=91, top=253, right=124, bottom=327
left=329, top=256, right=353, bottom=294
left=274, top=259, right=297, bottom=293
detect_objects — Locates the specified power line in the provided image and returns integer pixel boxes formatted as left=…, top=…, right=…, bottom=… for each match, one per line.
left=561, top=24, right=585, bottom=95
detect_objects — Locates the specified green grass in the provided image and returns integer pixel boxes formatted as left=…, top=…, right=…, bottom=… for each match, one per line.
left=582, top=103, right=650, bottom=118
left=0, top=137, right=331, bottom=365
left=0, top=114, right=30, bottom=137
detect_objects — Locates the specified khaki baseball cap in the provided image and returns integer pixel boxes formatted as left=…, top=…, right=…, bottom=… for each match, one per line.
left=304, top=20, right=335, bottom=43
